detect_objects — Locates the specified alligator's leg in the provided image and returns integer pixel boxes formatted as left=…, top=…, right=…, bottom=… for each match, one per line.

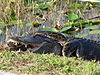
left=32, top=42, right=54, bottom=54
left=62, top=40, right=80, bottom=57
left=32, top=42, right=62, bottom=55
left=62, top=40, right=91, bottom=59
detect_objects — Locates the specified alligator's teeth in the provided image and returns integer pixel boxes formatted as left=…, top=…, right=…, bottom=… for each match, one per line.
left=15, top=42, right=17, bottom=45
left=25, top=45, right=27, bottom=47
left=17, top=49, right=21, bottom=52
left=17, top=42, right=20, bottom=44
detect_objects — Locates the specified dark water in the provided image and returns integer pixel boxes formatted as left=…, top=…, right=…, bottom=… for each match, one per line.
left=0, top=2, right=100, bottom=42
left=79, top=29, right=100, bottom=41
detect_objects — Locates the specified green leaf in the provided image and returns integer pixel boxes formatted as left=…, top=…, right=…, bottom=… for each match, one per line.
left=84, top=25, right=99, bottom=30
left=1, top=66, right=12, bottom=70
left=59, top=26, right=72, bottom=32
left=75, top=34, right=88, bottom=38
left=36, top=2, right=54, bottom=10
left=24, top=0, right=33, bottom=5
left=26, top=22, right=33, bottom=26
left=47, top=2, right=54, bottom=6
left=10, top=0, right=16, bottom=2
left=0, top=21, right=7, bottom=26
left=39, top=27, right=59, bottom=32
left=89, top=30, right=100, bottom=34
left=22, top=33, right=28, bottom=37
left=36, top=0, right=44, bottom=2
left=11, top=20, right=22, bottom=24
left=0, top=30, right=3, bottom=34
left=67, top=13, right=79, bottom=21
left=66, top=4, right=84, bottom=9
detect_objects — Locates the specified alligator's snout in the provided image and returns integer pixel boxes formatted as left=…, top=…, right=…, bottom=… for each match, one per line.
left=7, top=38, right=41, bottom=52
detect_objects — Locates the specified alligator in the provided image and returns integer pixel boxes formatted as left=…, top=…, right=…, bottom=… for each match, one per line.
left=7, top=33, right=62, bottom=55
left=33, top=31, right=100, bottom=60
left=7, top=31, right=100, bottom=60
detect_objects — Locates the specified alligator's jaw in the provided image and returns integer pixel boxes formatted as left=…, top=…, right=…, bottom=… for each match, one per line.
left=7, top=39, right=44, bottom=52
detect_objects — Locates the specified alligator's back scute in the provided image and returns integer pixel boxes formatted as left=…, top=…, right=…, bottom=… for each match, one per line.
left=35, top=31, right=65, bottom=42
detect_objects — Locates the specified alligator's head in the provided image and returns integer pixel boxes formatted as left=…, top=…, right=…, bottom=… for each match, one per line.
left=7, top=34, right=62, bottom=55
left=7, top=34, right=49, bottom=52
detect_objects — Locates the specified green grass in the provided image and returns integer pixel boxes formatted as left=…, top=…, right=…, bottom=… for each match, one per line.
left=0, top=51, right=100, bottom=75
